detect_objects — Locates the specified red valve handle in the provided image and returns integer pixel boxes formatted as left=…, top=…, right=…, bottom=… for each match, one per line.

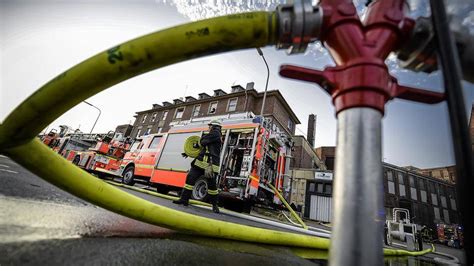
left=280, top=64, right=445, bottom=113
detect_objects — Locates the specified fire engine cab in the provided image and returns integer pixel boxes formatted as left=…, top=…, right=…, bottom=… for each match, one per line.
left=119, top=117, right=292, bottom=211
left=71, top=132, right=131, bottom=177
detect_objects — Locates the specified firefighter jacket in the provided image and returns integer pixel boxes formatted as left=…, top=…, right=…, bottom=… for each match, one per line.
left=193, top=127, right=222, bottom=173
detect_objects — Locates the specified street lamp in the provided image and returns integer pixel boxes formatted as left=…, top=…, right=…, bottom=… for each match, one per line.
left=256, top=47, right=270, bottom=118
left=83, top=101, right=101, bottom=134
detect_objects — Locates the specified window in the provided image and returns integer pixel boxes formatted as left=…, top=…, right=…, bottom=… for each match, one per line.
left=325, top=184, right=332, bottom=194
left=227, top=98, right=238, bottom=112
left=388, top=180, right=395, bottom=194
left=141, top=114, right=147, bottom=123
left=157, top=127, right=162, bottom=133
left=398, top=172, right=405, bottom=197
left=397, top=172, right=404, bottom=184
left=421, top=191, right=427, bottom=202
left=192, top=105, right=201, bottom=117
left=136, top=129, right=142, bottom=137
left=387, top=171, right=393, bottom=181
left=431, top=193, right=438, bottom=205
left=151, top=112, right=158, bottom=122
left=441, top=196, right=447, bottom=208
left=162, top=111, right=168, bottom=121
left=399, top=183, right=406, bottom=197
left=287, top=119, right=294, bottom=130
left=208, top=101, right=218, bottom=114
left=175, top=107, right=185, bottom=119
left=409, top=176, right=415, bottom=187
left=317, top=183, right=324, bottom=193
left=410, top=187, right=418, bottom=200
left=418, top=179, right=426, bottom=190
left=433, top=207, right=441, bottom=221
left=309, top=183, right=315, bottom=192
left=130, top=140, right=142, bottom=151
left=443, top=209, right=450, bottom=224
left=149, top=136, right=162, bottom=149
left=144, top=127, right=152, bottom=135
left=156, top=132, right=201, bottom=171
left=450, top=198, right=457, bottom=211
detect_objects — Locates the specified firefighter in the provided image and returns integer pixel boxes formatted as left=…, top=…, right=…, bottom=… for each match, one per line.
left=173, top=119, right=222, bottom=213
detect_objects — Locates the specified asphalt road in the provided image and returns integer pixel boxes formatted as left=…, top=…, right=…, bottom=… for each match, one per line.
left=0, top=155, right=318, bottom=265
left=0, top=155, right=466, bottom=265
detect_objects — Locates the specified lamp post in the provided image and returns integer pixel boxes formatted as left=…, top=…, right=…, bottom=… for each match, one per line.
left=256, top=47, right=270, bottom=118
left=83, top=101, right=101, bottom=134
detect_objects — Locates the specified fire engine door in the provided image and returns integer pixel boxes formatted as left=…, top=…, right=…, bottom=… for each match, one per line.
left=136, top=136, right=162, bottom=176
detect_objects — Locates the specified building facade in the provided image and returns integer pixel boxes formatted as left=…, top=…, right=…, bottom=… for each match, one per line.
left=129, top=83, right=301, bottom=140
left=290, top=146, right=459, bottom=230
left=382, top=163, right=458, bottom=228
left=409, top=165, right=457, bottom=184
left=114, top=124, right=133, bottom=138
left=315, top=146, right=335, bottom=171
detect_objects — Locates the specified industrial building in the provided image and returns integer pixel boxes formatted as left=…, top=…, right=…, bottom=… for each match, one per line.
left=290, top=146, right=459, bottom=230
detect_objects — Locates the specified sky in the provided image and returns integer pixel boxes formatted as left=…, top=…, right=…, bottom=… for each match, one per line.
left=1, top=0, right=474, bottom=169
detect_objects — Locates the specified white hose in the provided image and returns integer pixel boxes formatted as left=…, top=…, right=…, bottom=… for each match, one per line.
left=195, top=205, right=331, bottom=238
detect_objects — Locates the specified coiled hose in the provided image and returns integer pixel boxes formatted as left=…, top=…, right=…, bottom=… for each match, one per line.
left=0, top=11, right=432, bottom=258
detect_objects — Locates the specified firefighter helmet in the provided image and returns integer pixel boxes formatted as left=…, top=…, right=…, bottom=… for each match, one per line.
left=208, top=120, right=222, bottom=127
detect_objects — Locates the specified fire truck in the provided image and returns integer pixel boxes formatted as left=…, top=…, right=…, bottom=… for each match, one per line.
left=69, top=132, right=132, bottom=177
left=41, top=125, right=98, bottom=156
left=119, top=117, right=292, bottom=211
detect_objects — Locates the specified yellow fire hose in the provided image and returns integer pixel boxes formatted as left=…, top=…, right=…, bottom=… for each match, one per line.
left=0, top=11, right=432, bottom=258
left=249, top=175, right=308, bottom=230
left=183, top=136, right=201, bottom=158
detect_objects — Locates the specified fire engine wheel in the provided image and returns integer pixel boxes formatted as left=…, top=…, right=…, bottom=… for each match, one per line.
left=192, top=177, right=209, bottom=201
left=122, top=166, right=135, bottom=186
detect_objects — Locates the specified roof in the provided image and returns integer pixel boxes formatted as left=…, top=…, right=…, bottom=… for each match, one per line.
left=135, top=88, right=301, bottom=125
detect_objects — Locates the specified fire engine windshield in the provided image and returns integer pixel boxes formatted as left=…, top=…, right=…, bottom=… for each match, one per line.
left=129, top=140, right=142, bottom=152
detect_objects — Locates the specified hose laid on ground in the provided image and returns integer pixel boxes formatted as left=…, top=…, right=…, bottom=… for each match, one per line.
left=104, top=180, right=212, bottom=207
left=249, top=175, right=308, bottom=230
left=183, top=136, right=201, bottom=158
left=0, top=11, right=432, bottom=257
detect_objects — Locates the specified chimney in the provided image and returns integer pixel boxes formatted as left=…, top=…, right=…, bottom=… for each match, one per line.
left=307, top=114, right=316, bottom=147
left=245, top=82, right=255, bottom=91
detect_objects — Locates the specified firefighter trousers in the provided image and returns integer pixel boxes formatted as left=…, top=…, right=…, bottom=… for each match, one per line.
left=182, top=165, right=218, bottom=202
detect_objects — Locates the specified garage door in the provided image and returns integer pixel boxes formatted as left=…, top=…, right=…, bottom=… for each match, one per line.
left=309, top=195, right=332, bottom=222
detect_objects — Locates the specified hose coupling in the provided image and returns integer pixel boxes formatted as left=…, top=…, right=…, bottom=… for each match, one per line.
left=276, top=0, right=322, bottom=54
left=397, top=15, right=474, bottom=83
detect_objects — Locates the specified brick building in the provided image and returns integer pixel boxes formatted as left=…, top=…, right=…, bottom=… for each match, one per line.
left=129, top=83, right=300, bottom=140
left=405, top=165, right=457, bottom=184
left=296, top=147, right=459, bottom=230
left=383, top=163, right=458, bottom=228
left=114, top=124, right=133, bottom=138
left=315, top=146, right=335, bottom=171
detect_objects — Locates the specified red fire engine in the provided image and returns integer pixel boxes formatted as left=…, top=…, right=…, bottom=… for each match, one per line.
left=118, top=117, right=292, bottom=211
left=70, top=132, right=131, bottom=177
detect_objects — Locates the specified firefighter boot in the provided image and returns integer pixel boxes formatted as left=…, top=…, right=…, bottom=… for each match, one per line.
left=210, top=195, right=220, bottom=214
left=173, top=189, right=191, bottom=206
